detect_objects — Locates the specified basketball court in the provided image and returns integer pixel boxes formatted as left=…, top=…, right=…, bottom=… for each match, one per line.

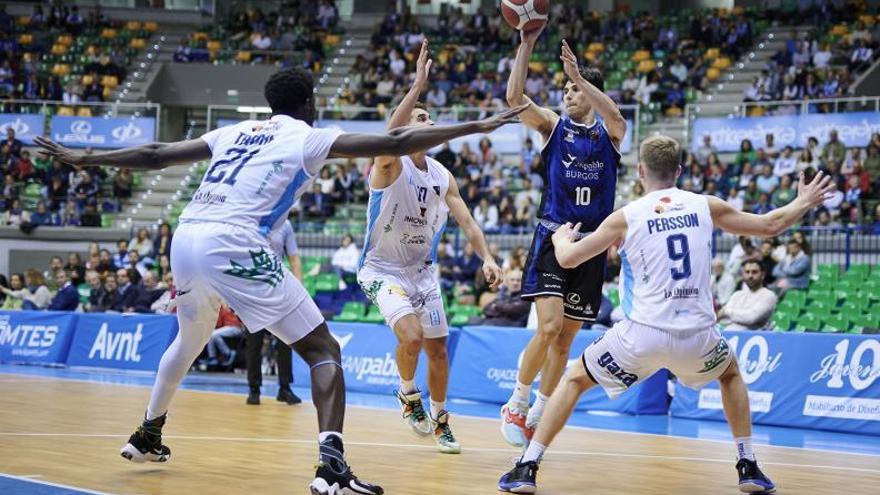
left=1, top=365, right=877, bottom=495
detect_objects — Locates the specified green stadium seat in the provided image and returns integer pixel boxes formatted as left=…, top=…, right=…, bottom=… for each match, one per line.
left=340, top=301, right=365, bottom=316
left=100, top=214, right=114, bottom=228
left=776, top=298, right=802, bottom=314
left=783, top=290, right=807, bottom=307
left=808, top=299, right=836, bottom=315
left=449, top=305, right=481, bottom=318
left=795, top=313, right=822, bottom=332
left=853, top=314, right=880, bottom=331
left=450, top=314, right=470, bottom=327
left=823, top=314, right=851, bottom=333
left=816, top=264, right=839, bottom=280
left=847, top=263, right=871, bottom=279
left=864, top=280, right=880, bottom=300
left=772, top=313, right=792, bottom=332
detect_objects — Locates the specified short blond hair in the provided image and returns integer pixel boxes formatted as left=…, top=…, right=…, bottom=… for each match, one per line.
left=640, top=135, right=681, bottom=182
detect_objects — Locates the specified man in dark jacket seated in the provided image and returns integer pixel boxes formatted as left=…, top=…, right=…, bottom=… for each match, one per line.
left=132, top=271, right=165, bottom=313
left=478, top=269, right=530, bottom=327
left=111, top=268, right=140, bottom=312
left=47, top=270, right=79, bottom=311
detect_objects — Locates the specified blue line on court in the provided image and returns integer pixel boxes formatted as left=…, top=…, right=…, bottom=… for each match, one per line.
left=1, top=363, right=878, bottom=457
left=0, top=474, right=110, bottom=495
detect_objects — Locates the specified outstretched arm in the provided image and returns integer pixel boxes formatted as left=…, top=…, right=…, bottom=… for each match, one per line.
left=34, top=136, right=211, bottom=170
left=506, top=26, right=559, bottom=139
left=709, top=171, right=835, bottom=237
left=552, top=210, right=627, bottom=269
left=445, top=172, right=502, bottom=288
left=559, top=40, right=626, bottom=148
left=373, top=39, right=433, bottom=182
left=328, top=104, right=528, bottom=159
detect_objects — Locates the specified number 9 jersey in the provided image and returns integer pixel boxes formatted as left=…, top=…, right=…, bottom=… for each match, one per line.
left=180, top=115, right=343, bottom=235
left=618, top=187, right=716, bottom=331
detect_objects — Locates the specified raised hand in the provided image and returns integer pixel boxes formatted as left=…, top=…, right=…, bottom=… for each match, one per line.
left=520, top=23, right=545, bottom=46
left=476, top=104, right=529, bottom=132
left=34, top=136, right=85, bottom=166
left=796, top=170, right=837, bottom=209
left=560, top=40, right=581, bottom=82
left=413, top=39, right=432, bottom=91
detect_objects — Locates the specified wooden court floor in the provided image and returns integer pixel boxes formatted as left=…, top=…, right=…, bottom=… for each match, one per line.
left=0, top=373, right=878, bottom=495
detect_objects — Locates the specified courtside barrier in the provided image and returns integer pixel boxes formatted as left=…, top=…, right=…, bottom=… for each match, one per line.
left=292, top=322, right=460, bottom=396
left=448, top=326, right=670, bottom=415
left=65, top=313, right=178, bottom=371
left=671, top=331, right=880, bottom=435
left=0, top=311, right=78, bottom=365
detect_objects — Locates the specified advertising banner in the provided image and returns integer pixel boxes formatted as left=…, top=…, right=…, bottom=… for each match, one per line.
left=448, top=326, right=669, bottom=414
left=0, top=311, right=77, bottom=365
left=50, top=116, right=156, bottom=149
left=0, top=113, right=44, bottom=145
left=691, top=111, right=880, bottom=152
left=66, top=313, right=178, bottom=371
left=670, top=331, right=880, bottom=435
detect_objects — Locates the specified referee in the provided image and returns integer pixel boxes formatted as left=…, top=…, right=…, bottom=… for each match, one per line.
left=246, top=218, right=303, bottom=405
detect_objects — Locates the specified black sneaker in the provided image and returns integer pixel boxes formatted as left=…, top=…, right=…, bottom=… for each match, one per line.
left=737, top=458, right=776, bottom=494
left=308, top=435, right=383, bottom=495
left=498, top=460, right=539, bottom=493
left=277, top=387, right=302, bottom=405
left=246, top=388, right=260, bottom=405
left=120, top=413, right=171, bottom=463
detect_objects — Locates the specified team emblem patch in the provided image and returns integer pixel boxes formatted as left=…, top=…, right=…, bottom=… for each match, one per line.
left=698, top=339, right=731, bottom=374
left=223, top=248, right=285, bottom=287
left=361, top=280, right=384, bottom=303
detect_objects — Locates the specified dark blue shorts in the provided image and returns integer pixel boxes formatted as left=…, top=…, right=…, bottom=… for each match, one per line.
left=521, top=223, right=606, bottom=321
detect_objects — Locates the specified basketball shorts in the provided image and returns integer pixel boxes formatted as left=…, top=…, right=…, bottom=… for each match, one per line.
left=582, top=319, right=733, bottom=399
left=171, top=221, right=321, bottom=345
left=521, top=223, right=606, bottom=321
left=357, top=263, right=448, bottom=339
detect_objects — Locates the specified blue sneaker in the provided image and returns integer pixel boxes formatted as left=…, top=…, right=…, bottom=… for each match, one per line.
left=737, top=458, right=776, bottom=493
left=498, top=460, right=538, bottom=494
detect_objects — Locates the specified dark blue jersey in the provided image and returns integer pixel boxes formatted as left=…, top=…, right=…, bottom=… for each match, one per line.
left=538, top=115, right=620, bottom=232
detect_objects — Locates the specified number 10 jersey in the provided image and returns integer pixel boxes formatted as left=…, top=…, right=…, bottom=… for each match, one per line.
left=618, top=187, right=716, bottom=331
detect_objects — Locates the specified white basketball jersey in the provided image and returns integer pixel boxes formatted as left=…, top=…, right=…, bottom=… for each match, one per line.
left=180, top=115, right=342, bottom=235
left=359, top=155, right=450, bottom=271
left=618, top=187, right=716, bottom=331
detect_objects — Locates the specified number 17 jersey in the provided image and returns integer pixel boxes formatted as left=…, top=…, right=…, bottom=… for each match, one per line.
left=618, top=187, right=716, bottom=331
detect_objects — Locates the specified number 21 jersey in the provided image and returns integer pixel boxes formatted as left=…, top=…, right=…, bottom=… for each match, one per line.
left=618, top=188, right=716, bottom=331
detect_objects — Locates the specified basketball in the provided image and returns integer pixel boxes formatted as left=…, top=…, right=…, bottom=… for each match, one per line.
left=500, top=0, right=550, bottom=31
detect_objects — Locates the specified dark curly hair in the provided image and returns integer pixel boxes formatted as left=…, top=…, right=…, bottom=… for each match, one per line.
left=264, top=67, right=315, bottom=122
left=578, top=67, right=605, bottom=92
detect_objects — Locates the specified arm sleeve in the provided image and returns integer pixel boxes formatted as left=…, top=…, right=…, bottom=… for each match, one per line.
left=302, top=128, right=344, bottom=176
left=199, top=127, right=225, bottom=153
left=785, top=256, right=810, bottom=277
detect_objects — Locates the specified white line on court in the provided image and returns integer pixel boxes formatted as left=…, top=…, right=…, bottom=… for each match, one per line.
left=3, top=371, right=879, bottom=460
left=1, top=432, right=878, bottom=475
left=0, top=472, right=113, bottom=495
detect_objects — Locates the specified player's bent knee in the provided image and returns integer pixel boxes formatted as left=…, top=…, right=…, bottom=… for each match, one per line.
left=423, top=339, right=448, bottom=362
left=564, top=363, right=595, bottom=391
left=292, top=322, right=340, bottom=366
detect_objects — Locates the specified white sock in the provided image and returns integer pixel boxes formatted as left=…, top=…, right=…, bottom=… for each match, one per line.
left=318, top=431, right=343, bottom=444
left=512, top=380, right=531, bottom=405
left=735, top=436, right=755, bottom=461
left=400, top=377, right=417, bottom=394
left=527, top=392, right=549, bottom=424
left=521, top=440, right=546, bottom=463
left=430, top=399, right=446, bottom=420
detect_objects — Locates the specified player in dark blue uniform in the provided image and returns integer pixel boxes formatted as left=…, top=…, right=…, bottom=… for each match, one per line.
left=498, top=25, right=627, bottom=454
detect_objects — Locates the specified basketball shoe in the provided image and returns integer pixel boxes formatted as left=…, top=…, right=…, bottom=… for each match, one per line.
left=736, top=458, right=776, bottom=493
left=309, top=434, right=383, bottom=495
left=500, top=401, right=529, bottom=447
left=394, top=389, right=432, bottom=436
left=431, top=410, right=461, bottom=454
left=498, top=459, right=539, bottom=494
left=120, top=413, right=171, bottom=463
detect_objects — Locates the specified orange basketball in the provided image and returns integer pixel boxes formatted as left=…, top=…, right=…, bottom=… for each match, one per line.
left=500, top=0, right=550, bottom=31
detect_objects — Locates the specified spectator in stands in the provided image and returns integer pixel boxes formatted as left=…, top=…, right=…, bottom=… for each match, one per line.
left=694, top=135, right=716, bottom=166
left=129, top=227, right=154, bottom=262
left=726, top=236, right=760, bottom=279
left=65, top=252, right=86, bottom=286
left=153, top=223, right=173, bottom=258
left=66, top=6, right=85, bottom=35
left=92, top=273, right=119, bottom=312
left=797, top=146, right=819, bottom=172
left=80, top=204, right=101, bottom=227
left=718, top=260, right=777, bottom=331
left=127, top=250, right=150, bottom=277
left=82, top=271, right=101, bottom=312
left=12, top=150, right=35, bottom=182
left=132, top=271, right=163, bottom=313
left=759, top=240, right=779, bottom=285
left=771, top=239, right=811, bottom=295
left=113, top=239, right=130, bottom=268
left=301, top=182, right=332, bottom=217
left=73, top=170, right=99, bottom=206
left=45, top=176, right=68, bottom=211
left=151, top=272, right=174, bottom=313
left=821, top=130, right=847, bottom=165
left=452, top=242, right=481, bottom=285
left=0, top=273, right=23, bottom=310
left=473, top=197, right=499, bottom=232
left=771, top=175, right=796, bottom=208
left=1, top=269, right=52, bottom=310
left=29, top=200, right=56, bottom=226
left=207, top=305, right=242, bottom=367
left=44, top=256, right=65, bottom=288
left=95, top=249, right=117, bottom=276
left=3, top=199, right=29, bottom=226
left=331, top=234, right=359, bottom=283
left=113, top=168, right=133, bottom=199
left=113, top=268, right=138, bottom=312
left=47, top=270, right=79, bottom=311
left=476, top=269, right=529, bottom=327
left=735, top=139, right=757, bottom=169
left=850, top=39, right=874, bottom=72
left=756, top=165, right=779, bottom=194
left=711, top=258, right=737, bottom=307
left=773, top=146, right=797, bottom=177
left=4, top=127, right=22, bottom=158
left=83, top=76, right=104, bottom=102
left=156, top=254, right=172, bottom=279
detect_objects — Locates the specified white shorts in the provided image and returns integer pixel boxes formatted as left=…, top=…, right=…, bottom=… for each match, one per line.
left=582, top=319, right=732, bottom=400
left=357, top=263, right=448, bottom=339
left=171, top=221, right=322, bottom=344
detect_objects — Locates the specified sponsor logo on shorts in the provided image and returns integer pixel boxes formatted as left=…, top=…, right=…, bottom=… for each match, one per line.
left=429, top=310, right=441, bottom=327
left=223, top=248, right=284, bottom=287
left=360, top=280, right=384, bottom=303
left=698, top=339, right=730, bottom=374
left=566, top=293, right=581, bottom=305
left=388, top=284, right=407, bottom=298
left=597, top=351, right=638, bottom=387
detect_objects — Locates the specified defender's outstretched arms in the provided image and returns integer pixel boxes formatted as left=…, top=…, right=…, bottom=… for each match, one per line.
left=35, top=105, right=528, bottom=170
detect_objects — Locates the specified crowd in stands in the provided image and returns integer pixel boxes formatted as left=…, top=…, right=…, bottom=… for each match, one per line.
left=173, top=1, right=339, bottom=68
left=0, top=129, right=139, bottom=228
left=0, top=2, right=153, bottom=107
left=679, top=130, right=880, bottom=227
left=0, top=224, right=174, bottom=312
